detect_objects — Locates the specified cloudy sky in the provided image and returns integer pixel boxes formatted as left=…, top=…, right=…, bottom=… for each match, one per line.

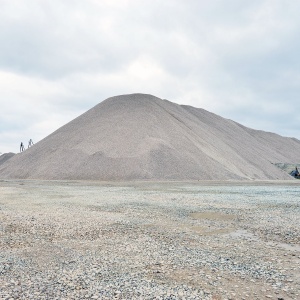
left=0, top=0, right=299, bottom=153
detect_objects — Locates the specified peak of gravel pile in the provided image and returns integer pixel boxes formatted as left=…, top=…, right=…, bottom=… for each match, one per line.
left=0, top=93, right=299, bottom=180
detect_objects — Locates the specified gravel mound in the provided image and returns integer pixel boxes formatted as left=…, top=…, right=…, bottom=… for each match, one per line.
left=0, top=93, right=299, bottom=180
left=0, top=153, right=15, bottom=166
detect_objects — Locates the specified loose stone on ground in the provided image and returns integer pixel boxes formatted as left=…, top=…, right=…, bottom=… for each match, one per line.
left=0, top=180, right=299, bottom=299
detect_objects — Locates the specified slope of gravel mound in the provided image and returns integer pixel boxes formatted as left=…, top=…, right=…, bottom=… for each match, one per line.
left=0, top=94, right=299, bottom=180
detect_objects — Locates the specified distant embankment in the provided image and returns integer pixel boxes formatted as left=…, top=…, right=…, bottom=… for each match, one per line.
left=0, top=153, right=15, bottom=166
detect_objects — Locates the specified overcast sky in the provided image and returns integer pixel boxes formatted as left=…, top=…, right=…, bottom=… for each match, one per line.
left=1, top=0, right=299, bottom=153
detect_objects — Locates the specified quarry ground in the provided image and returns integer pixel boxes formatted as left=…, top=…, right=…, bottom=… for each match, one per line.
left=0, top=180, right=299, bottom=300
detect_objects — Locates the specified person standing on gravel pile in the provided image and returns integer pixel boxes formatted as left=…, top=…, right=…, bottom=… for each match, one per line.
left=28, top=139, right=34, bottom=148
left=20, top=142, right=25, bottom=152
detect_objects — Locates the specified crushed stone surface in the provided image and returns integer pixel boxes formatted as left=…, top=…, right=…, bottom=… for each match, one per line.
left=0, top=180, right=299, bottom=299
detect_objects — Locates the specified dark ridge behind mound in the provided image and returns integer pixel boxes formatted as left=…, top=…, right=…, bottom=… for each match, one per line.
left=0, top=94, right=299, bottom=180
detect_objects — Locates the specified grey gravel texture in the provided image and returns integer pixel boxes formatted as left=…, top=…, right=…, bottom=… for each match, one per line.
left=0, top=153, right=15, bottom=166
left=0, top=94, right=300, bottom=180
left=0, top=180, right=299, bottom=299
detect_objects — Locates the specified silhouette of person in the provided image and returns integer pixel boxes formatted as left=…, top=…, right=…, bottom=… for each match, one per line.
left=28, top=139, right=34, bottom=148
left=20, top=142, right=25, bottom=152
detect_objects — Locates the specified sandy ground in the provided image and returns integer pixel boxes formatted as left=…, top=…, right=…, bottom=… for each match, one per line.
left=0, top=180, right=299, bottom=299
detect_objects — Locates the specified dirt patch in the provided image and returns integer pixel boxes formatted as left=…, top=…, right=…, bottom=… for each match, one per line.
left=190, top=212, right=235, bottom=221
left=190, top=226, right=233, bottom=235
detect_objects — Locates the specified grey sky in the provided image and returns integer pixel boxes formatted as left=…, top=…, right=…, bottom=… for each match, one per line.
left=1, top=0, right=299, bottom=153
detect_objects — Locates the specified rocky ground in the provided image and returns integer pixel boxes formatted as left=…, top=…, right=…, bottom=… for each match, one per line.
left=0, top=180, right=299, bottom=300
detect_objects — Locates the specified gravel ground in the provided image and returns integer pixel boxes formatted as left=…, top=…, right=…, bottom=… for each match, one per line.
left=0, top=180, right=299, bottom=300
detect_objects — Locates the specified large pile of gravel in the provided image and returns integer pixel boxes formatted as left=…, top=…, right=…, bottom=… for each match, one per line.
left=0, top=93, right=299, bottom=180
